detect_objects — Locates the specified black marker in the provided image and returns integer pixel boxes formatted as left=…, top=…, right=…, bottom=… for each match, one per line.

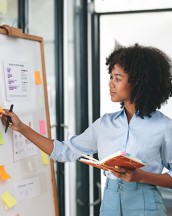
left=5, top=104, right=14, bottom=133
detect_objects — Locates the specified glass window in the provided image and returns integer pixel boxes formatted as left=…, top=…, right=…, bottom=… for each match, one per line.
left=0, top=0, right=18, bottom=27
left=28, top=0, right=56, bottom=130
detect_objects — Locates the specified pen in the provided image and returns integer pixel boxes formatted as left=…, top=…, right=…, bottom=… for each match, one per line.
left=5, top=104, right=14, bottom=133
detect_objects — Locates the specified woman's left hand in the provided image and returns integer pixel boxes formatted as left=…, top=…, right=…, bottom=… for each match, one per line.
left=112, top=166, right=145, bottom=182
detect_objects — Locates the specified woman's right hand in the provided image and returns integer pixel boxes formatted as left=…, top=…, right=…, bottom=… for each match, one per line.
left=0, top=106, right=3, bottom=118
left=1, top=109, right=24, bottom=132
left=1, top=108, right=54, bottom=155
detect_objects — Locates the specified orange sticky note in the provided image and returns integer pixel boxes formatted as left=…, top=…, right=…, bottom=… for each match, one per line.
left=35, top=71, right=42, bottom=85
left=0, top=132, right=4, bottom=145
left=1, top=191, right=17, bottom=208
left=0, top=106, right=3, bottom=113
left=39, top=120, right=46, bottom=134
left=41, top=151, right=49, bottom=165
left=0, top=165, right=11, bottom=180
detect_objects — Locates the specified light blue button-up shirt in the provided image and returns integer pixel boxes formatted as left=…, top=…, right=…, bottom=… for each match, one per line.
left=50, top=109, right=172, bottom=179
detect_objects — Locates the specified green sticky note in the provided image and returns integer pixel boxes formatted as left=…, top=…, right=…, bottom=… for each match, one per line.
left=0, top=131, right=4, bottom=145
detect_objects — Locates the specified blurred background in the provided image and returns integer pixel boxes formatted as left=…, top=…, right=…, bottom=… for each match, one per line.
left=0, top=0, right=172, bottom=215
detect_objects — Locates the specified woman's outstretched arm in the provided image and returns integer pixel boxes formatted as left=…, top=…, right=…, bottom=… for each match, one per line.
left=1, top=110, right=54, bottom=155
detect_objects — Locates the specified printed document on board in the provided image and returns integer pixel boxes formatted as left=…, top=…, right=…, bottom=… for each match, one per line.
left=13, top=115, right=37, bottom=161
left=3, top=60, right=30, bottom=101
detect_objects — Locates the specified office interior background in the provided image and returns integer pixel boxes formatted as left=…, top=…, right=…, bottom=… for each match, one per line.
left=0, top=0, right=172, bottom=215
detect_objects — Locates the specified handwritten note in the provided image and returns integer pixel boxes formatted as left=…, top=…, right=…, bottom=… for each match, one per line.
left=14, top=176, right=40, bottom=201
left=41, top=151, right=49, bottom=165
left=0, top=131, right=4, bottom=145
left=39, top=120, right=46, bottom=134
left=1, top=191, right=17, bottom=208
left=0, top=165, right=11, bottom=180
left=35, top=71, right=42, bottom=85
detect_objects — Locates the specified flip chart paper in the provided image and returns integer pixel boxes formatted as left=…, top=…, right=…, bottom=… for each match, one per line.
left=0, top=132, right=4, bottom=144
left=1, top=191, right=17, bottom=208
left=0, top=165, right=11, bottom=180
left=35, top=71, right=42, bottom=85
left=41, top=151, right=49, bottom=165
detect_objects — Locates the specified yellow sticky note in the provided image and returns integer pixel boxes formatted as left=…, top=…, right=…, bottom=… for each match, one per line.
left=0, top=165, right=11, bottom=180
left=0, top=0, right=7, bottom=14
left=1, top=191, right=17, bottom=208
left=0, top=131, right=4, bottom=145
left=35, top=71, right=42, bottom=85
left=41, top=151, right=49, bottom=165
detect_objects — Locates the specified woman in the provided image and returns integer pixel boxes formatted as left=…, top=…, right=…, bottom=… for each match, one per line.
left=1, top=44, right=172, bottom=216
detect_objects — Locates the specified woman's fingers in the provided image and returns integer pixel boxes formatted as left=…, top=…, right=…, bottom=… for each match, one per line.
left=2, top=109, right=13, bottom=117
left=114, top=166, right=127, bottom=174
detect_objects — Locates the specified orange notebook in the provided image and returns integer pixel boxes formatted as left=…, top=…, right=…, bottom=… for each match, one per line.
left=79, top=151, right=145, bottom=173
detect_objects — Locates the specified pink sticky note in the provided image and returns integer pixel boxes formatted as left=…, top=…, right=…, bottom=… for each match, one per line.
left=39, top=120, right=46, bottom=134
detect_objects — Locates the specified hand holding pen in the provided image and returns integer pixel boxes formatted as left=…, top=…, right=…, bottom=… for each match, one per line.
left=1, top=105, right=24, bottom=133
left=5, top=104, right=14, bottom=133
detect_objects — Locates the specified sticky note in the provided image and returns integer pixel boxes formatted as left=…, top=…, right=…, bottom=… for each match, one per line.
left=0, top=131, right=4, bottom=145
left=0, top=106, right=3, bottom=113
left=41, top=151, right=49, bottom=165
left=35, top=71, right=42, bottom=85
left=1, top=191, right=17, bottom=208
left=0, top=0, right=7, bottom=14
left=0, top=165, right=11, bottom=180
left=39, top=120, right=46, bottom=134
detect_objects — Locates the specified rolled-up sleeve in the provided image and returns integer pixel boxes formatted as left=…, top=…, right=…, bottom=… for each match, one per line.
left=49, top=117, right=101, bottom=162
left=162, top=119, right=172, bottom=177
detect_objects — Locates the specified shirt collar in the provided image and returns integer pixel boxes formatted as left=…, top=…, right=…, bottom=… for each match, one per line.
left=113, top=108, right=125, bottom=120
left=113, top=108, right=153, bottom=122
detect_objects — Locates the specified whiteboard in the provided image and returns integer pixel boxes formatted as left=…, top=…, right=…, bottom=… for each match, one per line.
left=0, top=27, right=58, bottom=216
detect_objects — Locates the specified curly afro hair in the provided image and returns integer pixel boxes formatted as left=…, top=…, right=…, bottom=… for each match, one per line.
left=106, top=44, right=172, bottom=118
